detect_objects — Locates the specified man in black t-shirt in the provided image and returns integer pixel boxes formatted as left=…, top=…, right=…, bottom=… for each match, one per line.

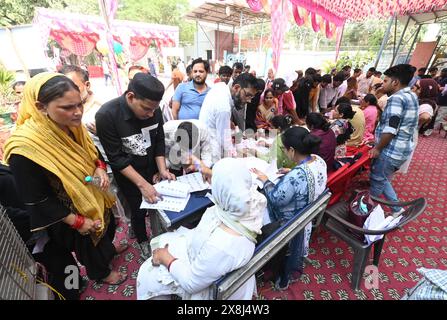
left=96, top=73, right=175, bottom=259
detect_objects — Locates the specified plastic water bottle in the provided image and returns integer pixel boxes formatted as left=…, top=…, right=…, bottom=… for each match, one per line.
left=84, top=175, right=102, bottom=187
left=84, top=175, right=116, bottom=197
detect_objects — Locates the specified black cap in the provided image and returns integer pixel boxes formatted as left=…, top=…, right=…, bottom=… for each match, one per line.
left=272, top=78, right=289, bottom=92
left=128, top=72, right=165, bottom=101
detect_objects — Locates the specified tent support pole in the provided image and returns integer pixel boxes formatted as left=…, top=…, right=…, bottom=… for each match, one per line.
left=374, top=16, right=394, bottom=69
left=390, top=15, right=410, bottom=67
left=196, top=20, right=199, bottom=58
left=216, top=23, right=220, bottom=62
left=238, top=10, right=243, bottom=55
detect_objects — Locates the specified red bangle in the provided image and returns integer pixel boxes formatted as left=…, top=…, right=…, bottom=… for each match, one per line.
left=167, top=258, right=178, bottom=272
left=70, top=214, right=85, bottom=230
left=95, top=159, right=107, bottom=170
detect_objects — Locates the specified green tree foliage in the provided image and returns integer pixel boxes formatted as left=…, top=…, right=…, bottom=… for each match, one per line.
left=321, top=51, right=375, bottom=74
left=117, top=0, right=195, bottom=46
left=0, top=0, right=56, bottom=26
left=0, top=64, right=16, bottom=112
left=0, top=0, right=100, bottom=26
left=58, top=0, right=99, bottom=15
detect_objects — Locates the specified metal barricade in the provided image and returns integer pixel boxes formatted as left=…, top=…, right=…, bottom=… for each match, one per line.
left=0, top=206, right=36, bottom=300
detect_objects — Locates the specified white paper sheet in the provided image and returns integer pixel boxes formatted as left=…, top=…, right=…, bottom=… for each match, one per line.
left=363, top=205, right=403, bottom=244
left=153, top=180, right=190, bottom=198
left=239, top=157, right=283, bottom=188
left=140, top=194, right=191, bottom=212
left=176, top=172, right=210, bottom=192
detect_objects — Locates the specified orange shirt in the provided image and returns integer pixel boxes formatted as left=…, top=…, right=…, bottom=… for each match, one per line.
left=172, top=69, right=184, bottom=90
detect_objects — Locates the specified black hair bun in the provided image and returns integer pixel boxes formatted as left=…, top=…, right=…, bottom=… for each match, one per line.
left=303, top=133, right=321, bottom=154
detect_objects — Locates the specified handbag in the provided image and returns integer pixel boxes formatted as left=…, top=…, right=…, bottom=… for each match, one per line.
left=347, top=191, right=376, bottom=240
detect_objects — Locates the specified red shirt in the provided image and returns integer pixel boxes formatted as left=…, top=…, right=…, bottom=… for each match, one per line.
left=278, top=90, right=296, bottom=115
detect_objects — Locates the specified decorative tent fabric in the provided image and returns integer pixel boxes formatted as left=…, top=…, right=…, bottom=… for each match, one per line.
left=244, top=0, right=447, bottom=71
left=303, top=0, right=447, bottom=21
left=33, top=8, right=179, bottom=60
left=50, top=30, right=100, bottom=57
left=246, top=0, right=270, bottom=12
left=271, top=0, right=289, bottom=72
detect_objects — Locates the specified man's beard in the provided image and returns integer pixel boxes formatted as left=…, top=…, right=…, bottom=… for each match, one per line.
left=193, top=77, right=205, bottom=85
left=232, top=91, right=245, bottom=110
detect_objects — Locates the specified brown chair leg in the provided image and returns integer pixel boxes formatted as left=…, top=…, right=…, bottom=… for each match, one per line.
left=351, top=246, right=372, bottom=290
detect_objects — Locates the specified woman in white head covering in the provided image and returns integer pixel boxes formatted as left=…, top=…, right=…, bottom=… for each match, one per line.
left=136, top=158, right=266, bottom=300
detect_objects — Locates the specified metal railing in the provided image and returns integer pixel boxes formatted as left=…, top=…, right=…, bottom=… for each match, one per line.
left=0, top=206, right=36, bottom=300
left=212, top=191, right=331, bottom=300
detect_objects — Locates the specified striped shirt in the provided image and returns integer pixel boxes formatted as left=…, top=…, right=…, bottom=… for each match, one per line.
left=375, top=87, right=419, bottom=161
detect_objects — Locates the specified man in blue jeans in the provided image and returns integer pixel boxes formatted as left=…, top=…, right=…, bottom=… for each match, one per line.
left=369, top=64, right=419, bottom=216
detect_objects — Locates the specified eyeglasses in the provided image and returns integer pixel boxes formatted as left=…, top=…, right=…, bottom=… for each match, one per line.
left=241, top=88, right=254, bottom=99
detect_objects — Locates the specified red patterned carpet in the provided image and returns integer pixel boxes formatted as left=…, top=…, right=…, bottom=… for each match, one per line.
left=81, top=131, right=447, bottom=300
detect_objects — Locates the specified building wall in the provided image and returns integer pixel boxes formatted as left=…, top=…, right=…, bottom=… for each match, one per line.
left=214, top=30, right=235, bottom=62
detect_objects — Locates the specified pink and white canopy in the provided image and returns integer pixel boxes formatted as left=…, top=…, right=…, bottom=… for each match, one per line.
left=33, top=7, right=179, bottom=60
left=243, top=0, right=447, bottom=71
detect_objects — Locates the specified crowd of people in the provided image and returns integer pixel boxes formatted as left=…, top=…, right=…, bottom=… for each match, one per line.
left=1, top=57, right=446, bottom=300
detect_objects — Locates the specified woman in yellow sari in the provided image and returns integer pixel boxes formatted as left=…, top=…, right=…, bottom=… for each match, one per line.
left=4, top=73, right=127, bottom=299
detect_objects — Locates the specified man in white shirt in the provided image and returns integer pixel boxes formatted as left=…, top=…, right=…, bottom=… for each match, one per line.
left=163, top=120, right=212, bottom=176
left=318, top=73, right=345, bottom=111
left=358, top=67, right=376, bottom=96
left=334, top=72, right=348, bottom=100
left=318, top=74, right=335, bottom=111
left=199, top=73, right=258, bottom=163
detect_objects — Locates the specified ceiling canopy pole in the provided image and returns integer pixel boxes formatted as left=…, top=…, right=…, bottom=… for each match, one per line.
left=98, top=0, right=122, bottom=95
left=238, top=10, right=243, bottom=55
left=374, top=15, right=394, bottom=69
left=196, top=20, right=199, bottom=58
left=390, top=15, right=411, bottom=67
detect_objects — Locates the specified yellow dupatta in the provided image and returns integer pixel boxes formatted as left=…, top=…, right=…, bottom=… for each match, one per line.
left=3, top=72, right=115, bottom=242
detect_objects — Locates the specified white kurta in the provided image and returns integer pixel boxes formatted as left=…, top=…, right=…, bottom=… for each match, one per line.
left=136, top=208, right=257, bottom=300
left=199, top=82, right=234, bottom=163
left=163, top=119, right=213, bottom=170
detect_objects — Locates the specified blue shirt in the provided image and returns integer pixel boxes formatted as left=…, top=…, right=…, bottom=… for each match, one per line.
left=173, top=81, right=210, bottom=120
left=264, top=165, right=310, bottom=223
left=375, top=87, right=418, bottom=161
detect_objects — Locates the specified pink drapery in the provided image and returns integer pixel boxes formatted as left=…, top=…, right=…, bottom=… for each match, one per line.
left=297, top=0, right=447, bottom=21
left=129, top=36, right=153, bottom=61
left=129, top=43, right=150, bottom=61
left=246, top=0, right=264, bottom=12
left=292, top=5, right=305, bottom=26
left=33, top=7, right=179, bottom=65
left=289, top=0, right=345, bottom=27
left=310, top=12, right=320, bottom=32
left=99, top=0, right=122, bottom=95
left=271, top=0, right=289, bottom=72
left=246, top=0, right=270, bottom=12
left=325, top=19, right=336, bottom=38
left=50, top=30, right=100, bottom=57
left=247, top=0, right=447, bottom=68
